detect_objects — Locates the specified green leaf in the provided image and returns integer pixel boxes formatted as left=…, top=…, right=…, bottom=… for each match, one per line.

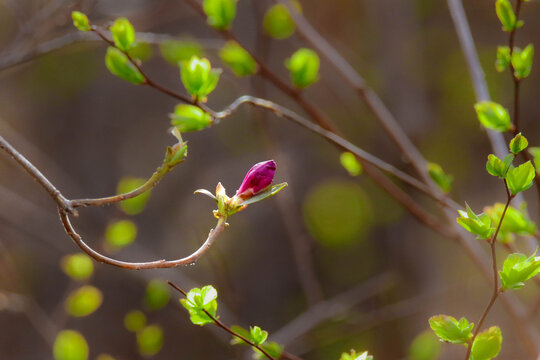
left=249, top=326, right=268, bottom=346
left=285, top=48, right=320, bottom=89
left=529, top=147, right=540, bottom=172
left=428, top=315, right=474, bottom=345
left=486, top=154, right=513, bottom=178
left=340, top=152, right=363, bottom=176
left=456, top=204, right=494, bottom=240
left=495, top=0, right=517, bottom=32
left=170, top=104, right=212, bottom=132
left=500, top=251, right=540, bottom=290
left=230, top=325, right=251, bottom=345
left=238, top=182, right=288, bottom=206
left=339, top=350, right=373, bottom=360
left=470, top=326, right=502, bottom=360
left=105, top=220, right=137, bottom=249
left=180, top=286, right=219, bottom=326
left=495, top=46, right=511, bottom=72
left=144, top=279, right=170, bottom=310
left=105, top=47, right=145, bottom=84
left=506, top=161, right=535, bottom=195
left=159, top=40, right=203, bottom=65
left=71, top=11, right=90, bottom=32
left=61, top=253, right=94, bottom=280
left=509, top=133, right=528, bottom=154
left=409, top=331, right=441, bottom=360
left=202, top=0, right=237, bottom=30
left=427, top=162, right=453, bottom=193
left=65, top=286, right=103, bottom=317
left=127, top=42, right=153, bottom=62
left=124, top=310, right=147, bottom=332
left=110, top=18, right=135, bottom=52
left=136, top=325, right=163, bottom=357
left=474, top=101, right=512, bottom=132
left=263, top=3, right=297, bottom=39
left=180, top=56, right=221, bottom=101
left=219, top=41, right=258, bottom=77
left=512, top=44, right=534, bottom=79
left=254, top=342, right=284, bottom=360
left=116, top=177, right=152, bottom=215
left=484, top=202, right=536, bottom=243
left=53, top=330, right=89, bottom=360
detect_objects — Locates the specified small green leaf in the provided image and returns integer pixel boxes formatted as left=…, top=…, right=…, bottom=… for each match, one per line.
left=110, top=18, right=135, bottom=52
left=339, top=349, right=373, bottom=360
left=495, top=0, right=517, bottom=32
left=509, top=133, right=528, bottom=154
left=484, top=202, right=536, bottom=243
left=105, top=47, right=145, bottom=84
left=116, top=177, right=151, bottom=215
left=180, top=56, right=221, bottom=101
left=499, top=251, right=540, bottom=290
left=53, top=330, right=89, bottom=360
left=340, top=152, right=363, bottom=176
left=474, top=101, right=512, bottom=132
left=159, top=40, right=203, bottom=65
left=512, top=44, right=534, bottom=79
left=71, top=11, right=90, bottom=32
left=144, top=279, right=170, bottom=310
left=456, top=204, right=494, bottom=240
left=470, top=326, right=502, bottom=360
left=202, top=0, right=237, bottom=30
left=495, top=46, right=511, bottom=72
left=127, top=42, right=153, bottom=62
left=180, top=285, right=219, bottom=326
left=170, top=104, right=212, bottom=132
left=238, top=183, right=288, bottom=206
left=249, top=326, right=268, bottom=346
left=105, top=220, right=137, bottom=249
left=263, top=3, right=297, bottom=39
left=230, top=325, right=251, bottom=345
left=61, top=253, right=94, bottom=281
left=427, top=162, right=453, bottom=193
left=136, top=325, right=163, bottom=357
left=219, top=41, right=258, bottom=77
left=506, top=161, right=535, bottom=195
left=124, top=310, right=147, bottom=332
left=428, top=315, right=474, bottom=345
left=486, top=154, right=513, bottom=179
left=285, top=48, right=320, bottom=89
left=529, top=147, right=540, bottom=172
left=254, top=342, right=284, bottom=360
left=409, top=331, right=441, bottom=360
left=65, top=286, right=103, bottom=317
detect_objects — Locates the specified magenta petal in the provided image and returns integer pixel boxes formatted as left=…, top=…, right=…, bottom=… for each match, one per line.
left=236, top=160, right=276, bottom=198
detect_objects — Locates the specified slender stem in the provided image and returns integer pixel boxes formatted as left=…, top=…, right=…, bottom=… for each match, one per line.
left=60, top=212, right=228, bottom=269
left=167, top=282, right=278, bottom=360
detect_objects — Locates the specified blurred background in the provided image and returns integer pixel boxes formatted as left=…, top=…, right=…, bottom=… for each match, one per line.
left=1, top=0, right=540, bottom=359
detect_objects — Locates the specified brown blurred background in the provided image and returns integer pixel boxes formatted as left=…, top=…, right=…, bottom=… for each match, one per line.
left=1, top=0, right=540, bottom=359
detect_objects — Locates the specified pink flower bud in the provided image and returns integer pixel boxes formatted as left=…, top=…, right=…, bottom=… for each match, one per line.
left=236, top=160, right=276, bottom=200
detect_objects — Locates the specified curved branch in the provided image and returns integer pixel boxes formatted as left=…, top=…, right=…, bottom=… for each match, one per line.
left=60, top=211, right=228, bottom=270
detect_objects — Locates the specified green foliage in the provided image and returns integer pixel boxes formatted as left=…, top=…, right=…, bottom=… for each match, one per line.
left=511, top=44, right=534, bottom=79
left=105, top=220, right=137, bottom=249
left=427, top=162, right=453, bottom=193
left=159, top=40, right=203, bottom=65
left=340, top=152, right=363, bottom=176
left=428, top=315, right=474, bottom=345
left=202, top=0, right=237, bottom=30
left=144, top=279, right=170, bottom=310
left=529, top=147, right=540, bottom=172
left=495, top=46, right=511, bottom=72
left=456, top=204, right=493, bottom=240
left=285, top=48, right=320, bottom=89
left=506, top=161, right=535, bottom=195
left=71, top=11, right=90, bottom=32
left=495, top=0, right=518, bottom=32
left=254, top=342, right=284, bottom=360
left=219, top=41, right=258, bottom=77
left=499, top=251, right=540, bottom=290
left=117, top=177, right=152, bottom=215
left=124, top=310, right=147, bottom=332
left=105, top=47, right=145, bottom=84
left=180, top=56, right=221, bottom=101
left=486, top=154, right=513, bottom=179
left=409, top=331, right=441, bottom=360
left=238, top=183, right=288, bottom=206
left=474, top=101, right=512, bottom=132
left=249, top=326, right=268, bottom=346
left=170, top=104, right=212, bottom=132
left=180, top=285, right=218, bottom=326
left=110, top=18, right=135, bottom=52
left=470, top=326, right=502, bottom=360
left=136, top=325, right=164, bottom=357
left=65, top=286, right=103, bottom=317
left=509, top=133, right=528, bottom=154
left=61, top=253, right=94, bottom=280
left=127, top=42, right=153, bottom=62
left=339, top=350, right=373, bottom=360
left=53, top=330, right=89, bottom=360
left=484, top=202, right=536, bottom=243
left=263, top=3, right=297, bottom=39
